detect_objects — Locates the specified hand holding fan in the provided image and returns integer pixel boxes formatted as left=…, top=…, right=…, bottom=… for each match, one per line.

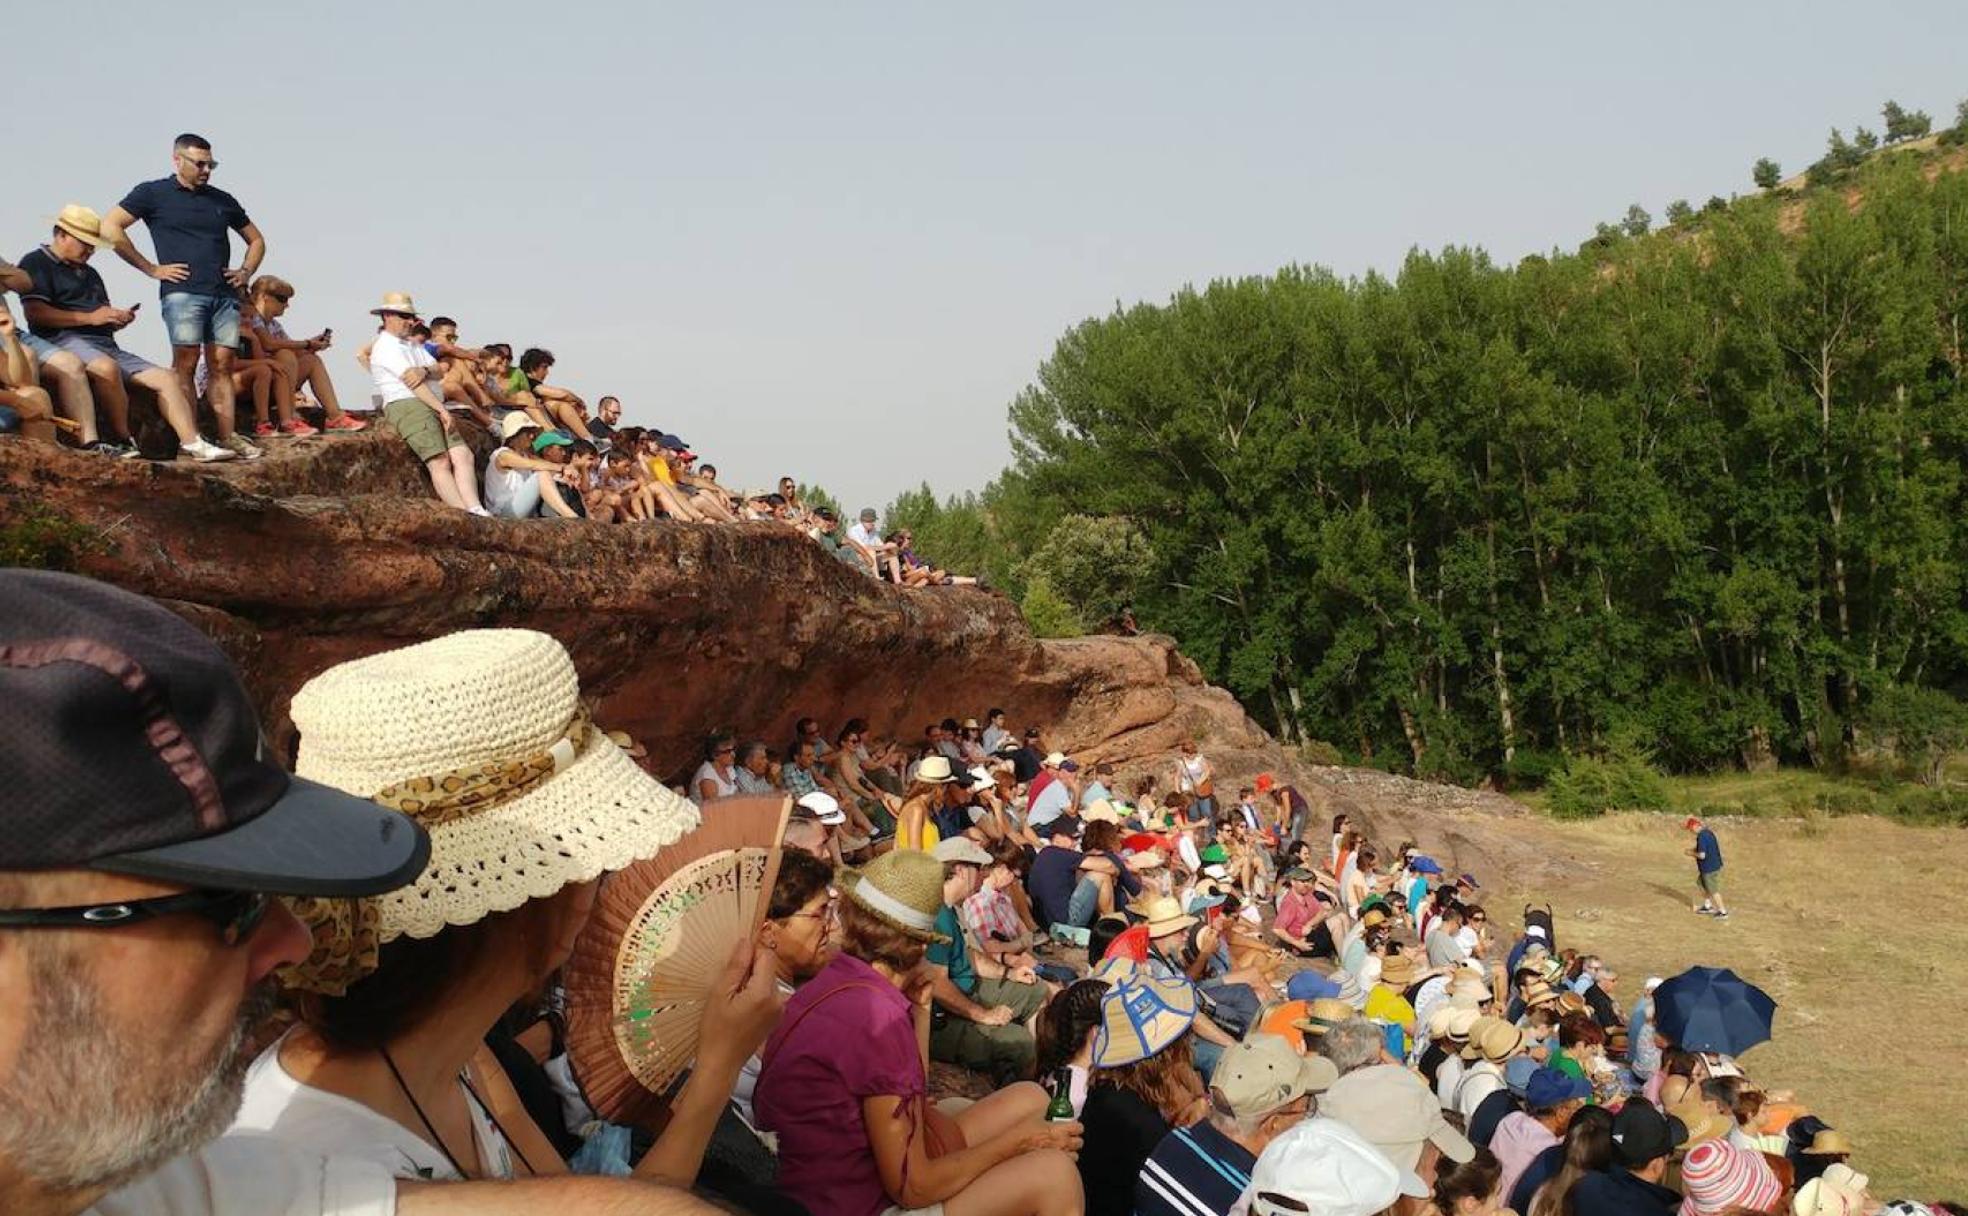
left=564, top=793, right=791, bottom=1125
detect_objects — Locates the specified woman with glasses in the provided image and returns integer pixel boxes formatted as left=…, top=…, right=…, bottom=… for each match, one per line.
left=733, top=850, right=839, bottom=1128
left=694, top=731, right=741, bottom=802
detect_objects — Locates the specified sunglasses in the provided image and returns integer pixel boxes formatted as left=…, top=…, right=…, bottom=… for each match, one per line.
left=0, top=888, right=271, bottom=947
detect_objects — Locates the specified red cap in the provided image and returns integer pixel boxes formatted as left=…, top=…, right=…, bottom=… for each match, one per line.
left=1255, top=772, right=1276, bottom=794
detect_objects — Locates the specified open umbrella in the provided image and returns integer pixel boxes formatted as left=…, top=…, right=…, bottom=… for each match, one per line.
left=1652, top=965, right=1777, bottom=1056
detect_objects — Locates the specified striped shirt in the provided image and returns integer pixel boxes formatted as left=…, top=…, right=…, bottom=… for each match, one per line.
left=1136, top=1122, right=1256, bottom=1216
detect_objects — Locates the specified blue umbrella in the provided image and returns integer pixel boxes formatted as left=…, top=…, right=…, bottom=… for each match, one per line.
left=1652, top=966, right=1777, bottom=1056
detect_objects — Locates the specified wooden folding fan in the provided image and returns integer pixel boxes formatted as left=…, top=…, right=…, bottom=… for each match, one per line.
left=564, top=793, right=791, bottom=1126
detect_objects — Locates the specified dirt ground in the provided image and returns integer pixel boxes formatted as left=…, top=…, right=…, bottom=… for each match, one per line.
left=1453, top=810, right=1968, bottom=1198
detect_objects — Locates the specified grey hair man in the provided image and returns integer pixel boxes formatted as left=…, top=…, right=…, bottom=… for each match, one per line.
left=1316, top=1015, right=1392, bottom=1076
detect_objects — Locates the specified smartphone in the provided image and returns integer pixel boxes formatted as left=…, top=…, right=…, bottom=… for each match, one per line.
left=130, top=302, right=142, bottom=313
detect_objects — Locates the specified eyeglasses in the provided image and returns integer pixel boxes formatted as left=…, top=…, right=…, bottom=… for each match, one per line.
left=177, top=153, right=218, bottom=171
left=0, top=888, right=271, bottom=946
left=716, top=746, right=736, bottom=755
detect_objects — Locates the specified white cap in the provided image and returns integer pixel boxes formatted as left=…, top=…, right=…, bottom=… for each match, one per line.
left=1644, top=976, right=1664, bottom=992
left=1245, top=1117, right=1403, bottom=1216
left=1042, top=751, right=1068, bottom=768
left=796, top=791, right=845, bottom=826
left=966, top=765, right=994, bottom=792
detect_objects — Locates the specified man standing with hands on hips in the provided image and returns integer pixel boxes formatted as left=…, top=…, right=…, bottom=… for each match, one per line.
left=1685, top=814, right=1728, bottom=920
left=101, top=133, right=265, bottom=460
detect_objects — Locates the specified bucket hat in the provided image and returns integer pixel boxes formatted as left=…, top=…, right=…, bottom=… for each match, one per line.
left=1681, top=1139, right=1784, bottom=1216
left=1211, top=1036, right=1337, bottom=1117
left=1249, top=1117, right=1402, bottom=1216
left=1139, top=894, right=1198, bottom=938
left=1321, top=1064, right=1473, bottom=1197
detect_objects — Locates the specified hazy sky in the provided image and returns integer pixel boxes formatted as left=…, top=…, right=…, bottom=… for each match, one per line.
left=5, top=3, right=1965, bottom=508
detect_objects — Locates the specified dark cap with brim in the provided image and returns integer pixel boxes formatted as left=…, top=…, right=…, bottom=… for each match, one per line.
left=2, top=570, right=430, bottom=898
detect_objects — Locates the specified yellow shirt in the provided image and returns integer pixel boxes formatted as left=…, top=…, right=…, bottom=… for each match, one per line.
left=645, top=456, right=675, bottom=485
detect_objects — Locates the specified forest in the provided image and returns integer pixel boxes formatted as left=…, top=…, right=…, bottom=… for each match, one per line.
left=886, top=133, right=1968, bottom=786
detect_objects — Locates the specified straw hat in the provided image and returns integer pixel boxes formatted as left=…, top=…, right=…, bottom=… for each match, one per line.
left=1804, top=1129, right=1854, bottom=1155
left=1360, top=908, right=1389, bottom=930
left=1294, top=997, right=1359, bottom=1038
left=1377, top=952, right=1419, bottom=989
left=1521, top=979, right=1561, bottom=1008
left=289, top=630, right=698, bottom=953
left=1140, top=895, right=1198, bottom=938
left=368, top=291, right=420, bottom=317
left=1082, top=798, right=1122, bottom=824
left=1093, top=971, right=1198, bottom=1067
left=914, top=755, right=958, bottom=784
left=1445, top=1007, right=1483, bottom=1039
left=50, top=203, right=114, bottom=249
left=1474, top=1020, right=1525, bottom=1064
left=1792, top=1164, right=1870, bottom=1216
left=1669, top=1097, right=1736, bottom=1146
left=1459, top=1017, right=1502, bottom=1060
left=1555, top=991, right=1589, bottom=1017
left=842, top=849, right=950, bottom=944
left=499, top=411, right=542, bottom=440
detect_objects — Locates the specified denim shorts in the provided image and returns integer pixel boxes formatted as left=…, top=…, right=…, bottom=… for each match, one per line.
left=49, top=332, right=159, bottom=381
left=19, top=330, right=61, bottom=360
left=160, top=291, right=242, bottom=349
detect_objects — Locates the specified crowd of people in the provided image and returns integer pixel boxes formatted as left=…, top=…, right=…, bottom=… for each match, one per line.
left=1, top=134, right=978, bottom=584
left=4, top=567, right=1959, bottom=1216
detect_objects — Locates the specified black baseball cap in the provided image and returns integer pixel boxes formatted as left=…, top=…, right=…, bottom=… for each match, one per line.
left=1609, top=1101, right=1687, bottom=1168
left=1, top=571, right=429, bottom=896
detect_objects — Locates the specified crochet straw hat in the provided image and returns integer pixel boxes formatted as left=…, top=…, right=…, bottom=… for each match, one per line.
left=290, top=629, right=699, bottom=950
left=1092, top=970, right=1197, bottom=1067
left=842, top=849, right=950, bottom=944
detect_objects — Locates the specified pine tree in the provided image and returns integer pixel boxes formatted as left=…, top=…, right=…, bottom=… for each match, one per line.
left=1752, top=158, right=1782, bottom=189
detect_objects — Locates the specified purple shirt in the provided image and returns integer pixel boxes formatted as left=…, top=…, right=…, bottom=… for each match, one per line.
left=755, top=952, right=925, bottom=1216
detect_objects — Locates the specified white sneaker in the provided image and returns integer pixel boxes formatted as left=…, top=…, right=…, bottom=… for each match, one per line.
left=221, top=434, right=263, bottom=461
left=182, top=437, right=238, bottom=463
left=468, top=506, right=491, bottom=517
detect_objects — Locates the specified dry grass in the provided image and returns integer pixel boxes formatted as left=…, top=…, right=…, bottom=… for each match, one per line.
left=1477, top=812, right=1968, bottom=1197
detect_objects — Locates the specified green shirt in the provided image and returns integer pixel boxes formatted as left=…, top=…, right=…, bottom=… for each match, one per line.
left=928, top=904, right=977, bottom=997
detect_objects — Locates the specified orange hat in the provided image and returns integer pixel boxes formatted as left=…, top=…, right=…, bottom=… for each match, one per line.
left=1255, top=773, right=1276, bottom=794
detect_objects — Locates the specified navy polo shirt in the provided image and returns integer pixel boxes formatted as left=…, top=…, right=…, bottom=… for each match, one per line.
left=117, top=177, right=251, bottom=298
left=1137, top=1121, right=1256, bottom=1216
left=17, top=247, right=113, bottom=338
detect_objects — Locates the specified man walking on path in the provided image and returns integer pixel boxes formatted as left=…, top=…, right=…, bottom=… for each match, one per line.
left=102, top=133, right=265, bottom=459
left=1685, top=814, right=1728, bottom=920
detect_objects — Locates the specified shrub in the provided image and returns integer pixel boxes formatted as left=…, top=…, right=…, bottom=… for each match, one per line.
left=1298, top=739, right=1343, bottom=766
left=1545, top=752, right=1671, bottom=820
left=0, top=506, right=110, bottom=572
left=1502, top=748, right=1566, bottom=789
left=1019, top=573, right=1084, bottom=639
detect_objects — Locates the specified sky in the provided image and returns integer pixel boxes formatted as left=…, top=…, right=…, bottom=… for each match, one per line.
left=5, top=2, right=1966, bottom=509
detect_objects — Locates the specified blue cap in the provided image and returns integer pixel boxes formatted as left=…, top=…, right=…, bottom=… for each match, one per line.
left=1410, top=856, right=1444, bottom=875
left=1187, top=892, right=1227, bottom=915
left=1286, top=971, right=1342, bottom=1003
left=1523, top=1067, right=1592, bottom=1107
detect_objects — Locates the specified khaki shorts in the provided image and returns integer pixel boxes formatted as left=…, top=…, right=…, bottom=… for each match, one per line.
left=1699, top=870, right=1723, bottom=895
left=383, top=397, right=468, bottom=462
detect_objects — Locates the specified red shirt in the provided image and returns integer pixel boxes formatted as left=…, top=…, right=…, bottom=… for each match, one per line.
left=1275, top=888, right=1318, bottom=940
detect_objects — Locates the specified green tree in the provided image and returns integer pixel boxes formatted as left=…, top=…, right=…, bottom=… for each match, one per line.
left=1019, top=573, right=1084, bottom=638
left=1752, top=158, right=1782, bottom=189
left=1882, top=100, right=1932, bottom=143
left=1853, top=126, right=1880, bottom=154
left=1021, top=515, right=1154, bottom=633
left=1664, top=199, right=1694, bottom=227
left=1621, top=204, right=1652, bottom=238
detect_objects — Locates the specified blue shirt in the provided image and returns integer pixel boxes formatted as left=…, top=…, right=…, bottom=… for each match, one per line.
left=927, top=904, right=977, bottom=997
left=1137, top=1121, right=1255, bottom=1216
left=1695, top=827, right=1723, bottom=873
left=17, top=247, right=113, bottom=338
left=117, top=177, right=251, bottom=298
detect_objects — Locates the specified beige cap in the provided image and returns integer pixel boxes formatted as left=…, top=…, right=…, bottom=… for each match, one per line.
left=931, top=836, right=992, bottom=866
left=1210, top=1037, right=1339, bottom=1118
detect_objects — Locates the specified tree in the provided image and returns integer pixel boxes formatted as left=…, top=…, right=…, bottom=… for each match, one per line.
left=1826, top=127, right=1863, bottom=171
left=1703, top=195, right=1730, bottom=214
left=1621, top=204, right=1652, bottom=238
left=1881, top=100, right=1932, bottom=143
left=1752, top=158, right=1782, bottom=189
left=1020, top=515, right=1154, bottom=632
left=1664, top=199, right=1694, bottom=227
left=1853, top=126, right=1880, bottom=154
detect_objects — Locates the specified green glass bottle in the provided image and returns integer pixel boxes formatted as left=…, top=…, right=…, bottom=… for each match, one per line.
left=1045, top=1067, right=1075, bottom=1122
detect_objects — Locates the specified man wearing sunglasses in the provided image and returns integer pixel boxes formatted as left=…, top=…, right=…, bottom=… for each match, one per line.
left=0, top=571, right=721, bottom=1215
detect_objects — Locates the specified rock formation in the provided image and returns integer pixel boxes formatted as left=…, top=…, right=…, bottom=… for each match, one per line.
left=0, top=430, right=1289, bottom=791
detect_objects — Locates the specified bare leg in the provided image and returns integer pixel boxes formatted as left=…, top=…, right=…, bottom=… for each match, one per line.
left=36, top=350, right=100, bottom=443
left=287, top=349, right=350, bottom=420
left=652, top=482, right=703, bottom=521
left=129, top=367, right=204, bottom=445
left=236, top=365, right=273, bottom=428
left=1091, top=871, right=1116, bottom=916
left=204, top=344, right=240, bottom=440
left=170, top=345, right=202, bottom=425
left=85, top=359, right=143, bottom=443
left=425, top=454, right=471, bottom=510
left=544, top=399, right=595, bottom=440
left=446, top=445, right=484, bottom=512
left=943, top=1150, right=1082, bottom=1216
left=0, top=386, right=56, bottom=443
left=537, top=473, right=580, bottom=519
left=951, top=1082, right=1046, bottom=1142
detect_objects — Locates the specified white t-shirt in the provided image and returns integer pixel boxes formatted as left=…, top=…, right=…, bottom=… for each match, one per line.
left=846, top=522, right=881, bottom=550
left=232, top=1036, right=517, bottom=1182
left=1026, top=779, right=1072, bottom=827
left=693, top=760, right=739, bottom=800
left=368, top=332, right=437, bottom=405
left=87, top=1135, right=394, bottom=1216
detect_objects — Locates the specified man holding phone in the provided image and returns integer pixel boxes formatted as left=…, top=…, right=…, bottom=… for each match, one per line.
left=18, top=204, right=234, bottom=462
left=102, top=132, right=265, bottom=460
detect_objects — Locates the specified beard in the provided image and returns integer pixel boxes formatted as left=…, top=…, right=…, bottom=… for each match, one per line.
left=0, top=942, right=278, bottom=1197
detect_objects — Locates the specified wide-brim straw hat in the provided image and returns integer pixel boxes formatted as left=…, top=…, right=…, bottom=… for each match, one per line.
left=1083, top=798, right=1123, bottom=824
left=1460, top=1017, right=1502, bottom=1060
left=368, top=290, right=421, bottom=317
left=842, top=849, right=950, bottom=944
left=1296, top=996, right=1360, bottom=1037
left=1804, top=1129, right=1854, bottom=1155
left=1522, top=980, right=1561, bottom=1008
left=1093, top=971, right=1197, bottom=1067
left=1140, top=894, right=1198, bottom=938
left=1378, top=952, right=1419, bottom=989
left=1476, top=1020, right=1526, bottom=1063
left=290, top=629, right=699, bottom=951
left=51, top=203, right=114, bottom=249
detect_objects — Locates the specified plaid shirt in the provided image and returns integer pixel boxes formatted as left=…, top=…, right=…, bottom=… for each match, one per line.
left=962, top=886, right=1023, bottom=946
left=782, top=763, right=821, bottom=799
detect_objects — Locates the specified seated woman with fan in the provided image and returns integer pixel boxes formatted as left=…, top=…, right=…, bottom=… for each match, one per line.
left=733, top=848, right=840, bottom=1130
left=230, top=628, right=785, bottom=1191
left=755, top=849, right=1086, bottom=1216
